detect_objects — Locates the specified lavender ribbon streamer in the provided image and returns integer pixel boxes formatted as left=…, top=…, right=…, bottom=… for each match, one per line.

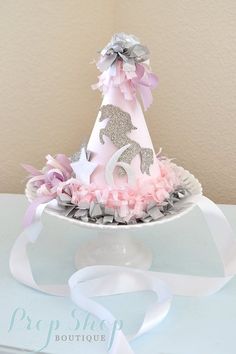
left=9, top=195, right=236, bottom=354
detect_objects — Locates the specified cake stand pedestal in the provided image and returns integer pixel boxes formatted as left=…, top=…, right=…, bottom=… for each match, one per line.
left=74, top=229, right=152, bottom=270
left=45, top=163, right=202, bottom=271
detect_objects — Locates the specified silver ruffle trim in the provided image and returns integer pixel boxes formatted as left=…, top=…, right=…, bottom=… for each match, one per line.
left=57, top=186, right=189, bottom=225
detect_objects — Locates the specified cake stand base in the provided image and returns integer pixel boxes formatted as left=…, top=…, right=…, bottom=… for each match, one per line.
left=43, top=162, right=202, bottom=271
left=75, top=230, right=152, bottom=270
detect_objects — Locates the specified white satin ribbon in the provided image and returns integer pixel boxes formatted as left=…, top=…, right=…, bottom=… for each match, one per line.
left=9, top=195, right=236, bottom=354
left=69, top=267, right=172, bottom=354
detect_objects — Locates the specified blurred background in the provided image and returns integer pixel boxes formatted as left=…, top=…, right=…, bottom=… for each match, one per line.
left=0, top=0, right=235, bottom=203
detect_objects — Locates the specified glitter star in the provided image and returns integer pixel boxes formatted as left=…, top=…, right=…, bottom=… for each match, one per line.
left=71, top=148, right=98, bottom=185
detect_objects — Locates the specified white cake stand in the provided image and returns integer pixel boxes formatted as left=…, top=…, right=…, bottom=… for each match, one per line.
left=45, top=164, right=202, bottom=270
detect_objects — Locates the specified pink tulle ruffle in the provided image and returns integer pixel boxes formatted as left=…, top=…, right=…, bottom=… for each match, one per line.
left=57, top=158, right=180, bottom=222
left=23, top=154, right=180, bottom=224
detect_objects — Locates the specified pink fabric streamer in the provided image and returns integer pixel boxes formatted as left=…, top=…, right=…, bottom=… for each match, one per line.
left=92, top=61, right=158, bottom=111
left=23, top=195, right=53, bottom=227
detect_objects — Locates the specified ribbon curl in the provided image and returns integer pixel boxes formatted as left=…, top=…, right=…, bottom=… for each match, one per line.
left=93, top=33, right=158, bottom=110
left=22, top=154, right=73, bottom=227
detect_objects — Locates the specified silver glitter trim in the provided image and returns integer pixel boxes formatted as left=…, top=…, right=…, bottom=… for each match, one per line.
left=99, top=104, right=154, bottom=175
left=70, top=143, right=92, bottom=162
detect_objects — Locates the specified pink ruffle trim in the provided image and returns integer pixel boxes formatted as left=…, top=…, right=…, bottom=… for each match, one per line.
left=24, top=155, right=181, bottom=224
left=56, top=158, right=180, bottom=220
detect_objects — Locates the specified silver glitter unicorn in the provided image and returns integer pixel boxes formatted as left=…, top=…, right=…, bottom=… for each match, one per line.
left=99, top=104, right=154, bottom=175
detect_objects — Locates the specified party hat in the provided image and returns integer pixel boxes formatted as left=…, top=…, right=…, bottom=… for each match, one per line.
left=86, top=33, right=160, bottom=188
left=24, top=33, right=188, bottom=226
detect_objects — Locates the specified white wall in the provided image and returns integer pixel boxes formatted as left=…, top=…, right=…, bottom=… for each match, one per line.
left=1, top=0, right=236, bottom=203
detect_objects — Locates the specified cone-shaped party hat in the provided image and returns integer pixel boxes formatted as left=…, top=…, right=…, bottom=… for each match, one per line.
left=24, top=33, right=188, bottom=226
left=87, top=33, right=160, bottom=188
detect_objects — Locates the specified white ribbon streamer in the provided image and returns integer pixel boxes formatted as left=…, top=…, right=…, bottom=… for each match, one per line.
left=9, top=195, right=236, bottom=354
